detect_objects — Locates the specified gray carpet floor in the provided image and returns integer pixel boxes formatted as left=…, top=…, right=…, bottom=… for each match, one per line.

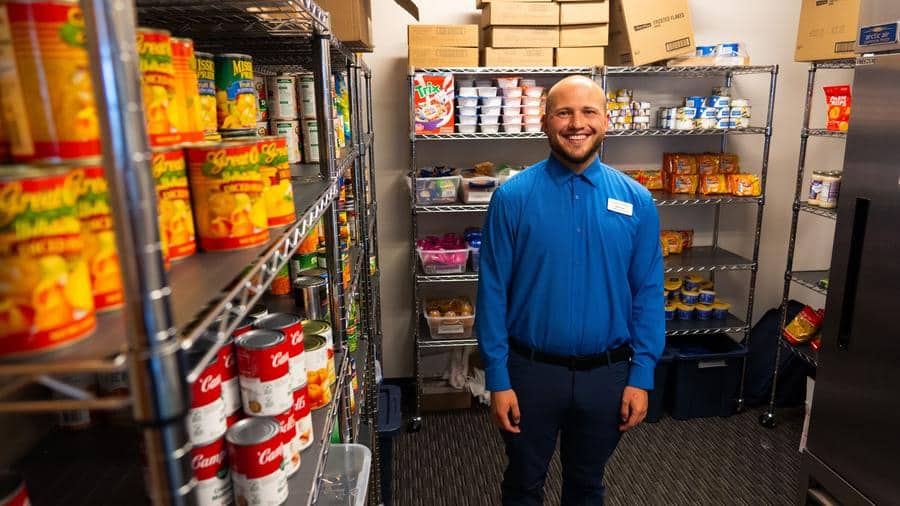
left=392, top=406, right=804, bottom=506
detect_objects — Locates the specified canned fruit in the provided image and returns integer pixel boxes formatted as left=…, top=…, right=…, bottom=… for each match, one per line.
left=195, top=52, right=218, bottom=135
left=254, top=75, right=268, bottom=122
left=170, top=37, right=204, bottom=144
left=214, top=54, right=257, bottom=130
left=186, top=141, right=269, bottom=252
left=303, top=334, right=330, bottom=410
left=6, top=1, right=100, bottom=160
left=70, top=161, right=123, bottom=311
left=0, top=166, right=95, bottom=357
left=151, top=147, right=196, bottom=261
left=137, top=28, right=180, bottom=146
left=274, top=120, right=301, bottom=164
left=257, top=137, right=294, bottom=228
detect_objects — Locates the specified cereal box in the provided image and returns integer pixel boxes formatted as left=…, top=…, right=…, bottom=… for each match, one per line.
left=414, top=73, right=454, bottom=135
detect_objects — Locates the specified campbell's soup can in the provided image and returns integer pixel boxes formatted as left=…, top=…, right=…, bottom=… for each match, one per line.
left=202, top=316, right=254, bottom=416
left=170, top=37, right=204, bottom=144
left=0, top=166, right=95, bottom=358
left=254, top=75, right=268, bottom=122
left=273, top=409, right=300, bottom=477
left=185, top=341, right=227, bottom=445
left=253, top=313, right=305, bottom=391
left=303, top=334, right=330, bottom=410
left=304, top=319, right=335, bottom=388
left=267, top=74, right=298, bottom=120
left=151, top=146, right=196, bottom=261
left=195, top=52, right=218, bottom=135
left=66, top=159, right=124, bottom=312
left=235, top=329, right=292, bottom=416
left=0, top=473, right=29, bottom=506
left=226, top=409, right=244, bottom=429
left=137, top=27, right=181, bottom=147
left=256, top=136, right=294, bottom=228
left=186, top=140, right=269, bottom=252
left=226, top=417, right=287, bottom=506
left=292, top=384, right=313, bottom=451
left=272, top=119, right=300, bottom=164
left=5, top=0, right=101, bottom=160
left=214, top=53, right=257, bottom=131
left=191, top=437, right=234, bottom=506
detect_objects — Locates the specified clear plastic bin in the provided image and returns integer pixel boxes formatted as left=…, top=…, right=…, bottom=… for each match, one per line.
left=424, top=312, right=476, bottom=339
left=460, top=175, right=498, bottom=204
left=409, top=175, right=460, bottom=205
left=317, top=444, right=371, bottom=506
left=417, top=247, right=469, bottom=274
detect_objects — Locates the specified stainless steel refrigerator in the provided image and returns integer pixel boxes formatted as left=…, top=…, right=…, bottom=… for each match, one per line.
left=799, top=1, right=900, bottom=504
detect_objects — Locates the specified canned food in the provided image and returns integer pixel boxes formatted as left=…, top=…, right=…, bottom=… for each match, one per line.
left=0, top=472, right=29, bottom=506
left=301, top=119, right=319, bottom=163
left=255, top=121, right=268, bottom=137
left=292, top=384, right=313, bottom=451
left=220, top=129, right=256, bottom=139
left=0, top=6, right=32, bottom=160
left=170, top=37, right=205, bottom=144
left=151, top=146, right=196, bottom=261
left=195, top=52, right=218, bottom=135
left=225, top=417, right=288, bottom=506
left=257, top=136, right=295, bottom=228
left=272, top=119, right=301, bottom=164
left=297, top=73, right=316, bottom=119
left=203, top=316, right=255, bottom=416
left=695, top=304, right=713, bottom=320
left=316, top=247, right=327, bottom=269
left=268, top=74, right=298, bottom=120
left=137, top=28, right=180, bottom=146
left=293, top=276, right=328, bottom=321
left=191, top=437, right=234, bottom=506
left=289, top=252, right=317, bottom=282
left=54, top=372, right=93, bottom=429
left=5, top=0, right=101, bottom=160
left=303, top=335, right=330, bottom=410
left=273, top=409, right=301, bottom=477
left=186, top=140, right=269, bottom=252
left=303, top=319, right=335, bottom=388
left=226, top=410, right=244, bottom=428
left=664, top=303, right=675, bottom=321
left=69, top=159, right=123, bottom=311
left=254, top=75, right=268, bottom=122
left=214, top=53, right=257, bottom=131
left=185, top=341, right=227, bottom=446
left=235, top=329, right=292, bottom=416
left=676, top=303, right=694, bottom=320
left=0, top=166, right=95, bottom=357
left=712, top=302, right=731, bottom=320
left=254, top=313, right=305, bottom=391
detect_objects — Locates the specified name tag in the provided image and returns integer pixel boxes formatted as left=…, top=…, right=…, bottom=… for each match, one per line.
left=607, top=198, right=633, bottom=216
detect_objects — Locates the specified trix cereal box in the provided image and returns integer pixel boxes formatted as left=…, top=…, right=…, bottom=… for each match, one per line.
left=824, top=85, right=851, bottom=132
left=414, top=73, right=454, bottom=135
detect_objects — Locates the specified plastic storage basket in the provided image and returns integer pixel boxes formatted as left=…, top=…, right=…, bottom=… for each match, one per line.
left=424, top=312, right=475, bottom=339
left=317, top=444, right=372, bottom=506
left=667, top=334, right=748, bottom=420
left=459, top=175, right=498, bottom=204
left=417, top=247, right=469, bottom=275
left=409, top=175, right=460, bottom=205
left=645, top=346, right=676, bottom=423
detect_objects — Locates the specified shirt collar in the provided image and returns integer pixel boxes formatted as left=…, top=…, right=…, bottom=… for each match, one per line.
left=546, top=153, right=603, bottom=187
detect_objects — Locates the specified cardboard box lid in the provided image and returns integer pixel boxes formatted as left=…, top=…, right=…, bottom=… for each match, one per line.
left=482, top=47, right=554, bottom=66
left=795, top=0, right=860, bottom=62
left=606, top=0, right=694, bottom=66
left=480, top=2, right=560, bottom=27
left=408, top=46, right=479, bottom=68
left=560, top=2, right=609, bottom=25
left=408, top=24, right=479, bottom=48
left=484, top=26, right=560, bottom=48
left=559, top=24, right=609, bottom=47
left=555, top=46, right=606, bottom=66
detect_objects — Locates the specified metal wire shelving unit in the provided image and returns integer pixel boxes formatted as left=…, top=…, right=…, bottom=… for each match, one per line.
left=0, top=1, right=381, bottom=505
left=406, top=65, right=779, bottom=431
left=760, top=59, right=855, bottom=429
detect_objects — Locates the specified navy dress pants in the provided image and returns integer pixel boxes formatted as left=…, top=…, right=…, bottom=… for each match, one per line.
left=501, top=349, right=628, bottom=506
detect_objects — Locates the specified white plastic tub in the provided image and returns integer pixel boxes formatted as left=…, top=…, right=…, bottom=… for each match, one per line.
left=503, top=97, right=522, bottom=107
left=523, top=105, right=541, bottom=116
left=502, top=123, right=523, bottom=133
left=480, top=96, right=502, bottom=107
left=502, top=114, right=522, bottom=125
left=457, top=106, right=478, bottom=116
left=457, top=86, right=477, bottom=96
left=524, top=124, right=542, bottom=133
left=317, top=444, right=371, bottom=506
left=457, top=124, right=476, bottom=134
left=524, top=86, right=544, bottom=98
left=501, top=87, right=523, bottom=98
left=481, top=105, right=501, bottom=116
left=524, top=115, right=542, bottom=125
left=523, top=96, right=542, bottom=106
left=458, top=114, right=477, bottom=125
left=480, top=115, right=500, bottom=125
left=502, top=106, right=521, bottom=115
left=477, top=87, right=498, bottom=97
left=496, top=77, right=520, bottom=88
left=479, top=124, right=499, bottom=134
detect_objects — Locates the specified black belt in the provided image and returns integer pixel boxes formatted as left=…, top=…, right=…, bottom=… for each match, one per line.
left=509, top=339, right=632, bottom=371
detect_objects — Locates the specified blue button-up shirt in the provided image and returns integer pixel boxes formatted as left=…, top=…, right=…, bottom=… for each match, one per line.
left=475, top=155, right=665, bottom=392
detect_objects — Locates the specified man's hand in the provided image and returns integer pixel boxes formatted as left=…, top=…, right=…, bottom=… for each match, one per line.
left=619, top=386, right=648, bottom=431
left=490, top=389, right=521, bottom=433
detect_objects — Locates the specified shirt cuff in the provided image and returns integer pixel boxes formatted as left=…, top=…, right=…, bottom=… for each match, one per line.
left=485, top=364, right=511, bottom=392
left=627, top=362, right=655, bottom=391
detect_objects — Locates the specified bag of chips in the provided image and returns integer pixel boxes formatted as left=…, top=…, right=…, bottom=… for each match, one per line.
left=677, top=230, right=694, bottom=250
left=728, top=174, right=761, bottom=196
left=668, top=174, right=699, bottom=194
left=670, top=154, right=698, bottom=174
left=660, top=231, right=683, bottom=254
left=660, top=237, right=669, bottom=257
left=643, top=170, right=664, bottom=190
left=824, top=85, right=851, bottom=132
left=719, top=153, right=740, bottom=174
left=700, top=174, right=729, bottom=194
left=697, top=153, right=720, bottom=175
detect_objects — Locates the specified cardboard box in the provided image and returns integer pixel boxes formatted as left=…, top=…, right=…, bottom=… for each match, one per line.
left=408, top=47, right=479, bottom=68
left=317, top=0, right=373, bottom=50
left=795, top=0, right=860, bottom=62
left=559, top=24, right=609, bottom=47
left=606, top=0, right=695, bottom=66
left=422, top=382, right=472, bottom=411
left=484, top=26, right=559, bottom=48
left=480, top=2, right=560, bottom=27
left=482, top=47, right=555, bottom=66
left=556, top=47, right=606, bottom=66
left=476, top=0, right=550, bottom=7
left=560, top=1, right=609, bottom=25
left=408, top=25, right=479, bottom=48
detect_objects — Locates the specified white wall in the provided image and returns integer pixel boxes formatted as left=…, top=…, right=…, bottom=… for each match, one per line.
left=368, top=0, right=848, bottom=378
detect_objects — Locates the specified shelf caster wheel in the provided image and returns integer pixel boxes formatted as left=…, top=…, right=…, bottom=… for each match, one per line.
left=735, top=398, right=745, bottom=414
left=759, top=411, right=777, bottom=428
left=408, top=416, right=422, bottom=433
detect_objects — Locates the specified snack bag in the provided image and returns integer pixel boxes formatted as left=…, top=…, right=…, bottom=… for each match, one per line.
left=661, top=231, right=683, bottom=254
left=668, top=174, right=699, bottom=194
left=719, top=153, right=740, bottom=174
left=728, top=174, right=761, bottom=196
left=660, top=237, right=669, bottom=257
left=622, top=170, right=646, bottom=185
left=670, top=154, right=698, bottom=174
left=644, top=170, right=664, bottom=190
left=697, top=153, right=720, bottom=175
left=677, top=230, right=694, bottom=250
left=824, top=85, right=851, bottom=132
left=700, top=174, right=729, bottom=195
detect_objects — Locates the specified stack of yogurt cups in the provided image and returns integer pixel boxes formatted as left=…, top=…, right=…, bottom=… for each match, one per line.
left=455, top=79, right=498, bottom=134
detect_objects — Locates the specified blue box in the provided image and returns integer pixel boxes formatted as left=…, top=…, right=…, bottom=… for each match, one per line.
left=378, top=385, right=403, bottom=505
left=667, top=334, right=747, bottom=420
left=645, top=346, right=676, bottom=423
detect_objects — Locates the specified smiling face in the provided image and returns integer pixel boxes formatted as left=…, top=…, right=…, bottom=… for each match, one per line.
left=542, top=76, right=608, bottom=173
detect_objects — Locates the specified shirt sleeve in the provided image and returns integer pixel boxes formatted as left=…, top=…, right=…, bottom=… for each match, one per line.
left=627, top=194, right=665, bottom=390
left=476, top=187, right=516, bottom=392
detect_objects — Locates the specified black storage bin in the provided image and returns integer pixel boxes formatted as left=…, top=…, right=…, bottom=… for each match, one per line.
left=668, top=334, right=748, bottom=420
left=645, top=346, right=676, bottom=423
left=378, top=384, right=402, bottom=505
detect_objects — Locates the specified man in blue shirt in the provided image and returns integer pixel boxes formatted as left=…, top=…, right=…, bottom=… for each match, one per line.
left=476, top=76, right=665, bottom=505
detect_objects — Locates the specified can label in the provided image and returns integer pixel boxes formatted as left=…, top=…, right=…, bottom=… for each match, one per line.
left=0, top=169, right=96, bottom=357
left=186, top=141, right=269, bottom=252
left=293, top=385, right=313, bottom=451
left=6, top=1, right=101, bottom=160
left=274, top=410, right=301, bottom=476
left=191, top=437, right=234, bottom=506
left=301, top=119, right=319, bottom=163
left=257, top=137, right=294, bottom=228
left=0, top=6, right=34, bottom=160
left=268, top=75, right=297, bottom=120
left=255, top=121, right=268, bottom=137
left=137, top=28, right=180, bottom=146
left=236, top=343, right=292, bottom=415
left=303, top=337, right=331, bottom=410
left=215, top=54, right=257, bottom=130
left=254, top=75, right=268, bottom=122
left=297, top=74, right=316, bottom=119
left=225, top=409, right=243, bottom=428
left=218, top=340, right=241, bottom=415
left=188, top=359, right=227, bottom=445
left=196, top=52, right=218, bottom=135
left=1, top=481, right=29, bottom=506
left=171, top=38, right=204, bottom=144
left=152, top=147, right=196, bottom=261
left=272, top=120, right=300, bottom=164
left=71, top=164, right=124, bottom=311
left=228, top=429, right=288, bottom=506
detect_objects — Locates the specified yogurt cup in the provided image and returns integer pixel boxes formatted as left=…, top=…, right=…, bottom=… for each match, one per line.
left=524, top=115, right=542, bottom=125
left=520, top=79, right=537, bottom=88
left=457, top=96, right=479, bottom=107
left=479, top=115, right=500, bottom=125
left=501, top=87, right=523, bottom=98
left=480, top=96, right=503, bottom=107
left=496, top=77, right=520, bottom=88
left=477, top=87, right=498, bottom=97
left=523, top=96, right=542, bottom=106
left=503, top=97, right=522, bottom=107
left=479, top=124, right=500, bottom=133
left=457, top=124, right=476, bottom=134
left=524, top=124, right=542, bottom=133
left=524, top=86, right=544, bottom=98
left=458, top=106, right=478, bottom=116
left=680, top=289, right=700, bottom=305
left=502, top=106, right=522, bottom=115
left=699, top=289, right=716, bottom=305
left=712, top=302, right=731, bottom=320
left=523, top=105, right=541, bottom=116
left=695, top=304, right=713, bottom=320
left=458, top=115, right=477, bottom=125
left=664, top=304, right=676, bottom=321
left=676, top=303, right=695, bottom=320
left=458, top=87, right=478, bottom=97
left=502, top=114, right=522, bottom=125
left=502, top=123, right=523, bottom=133
left=481, top=105, right=501, bottom=116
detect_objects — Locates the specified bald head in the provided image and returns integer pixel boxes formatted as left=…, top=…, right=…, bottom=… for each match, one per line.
left=545, top=75, right=606, bottom=115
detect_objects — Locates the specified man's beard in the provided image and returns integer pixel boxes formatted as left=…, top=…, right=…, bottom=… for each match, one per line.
left=547, top=132, right=604, bottom=167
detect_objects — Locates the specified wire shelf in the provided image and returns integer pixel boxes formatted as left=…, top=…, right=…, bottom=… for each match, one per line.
left=779, top=336, right=818, bottom=368
left=414, top=132, right=546, bottom=141
left=664, top=247, right=755, bottom=274
left=654, top=193, right=762, bottom=206
left=606, top=65, right=777, bottom=77
left=606, top=127, right=767, bottom=137
left=812, top=59, right=857, bottom=70
left=418, top=338, right=479, bottom=349
left=666, top=314, right=748, bottom=336
left=411, top=66, right=593, bottom=75
left=806, top=129, right=847, bottom=139
left=791, top=270, right=829, bottom=296
left=414, top=203, right=489, bottom=213
left=799, top=203, right=838, bottom=220
left=136, top=0, right=329, bottom=38
left=416, top=272, right=479, bottom=283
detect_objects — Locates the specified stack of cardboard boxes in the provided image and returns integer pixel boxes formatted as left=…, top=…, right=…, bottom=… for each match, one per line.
left=408, top=24, right=480, bottom=67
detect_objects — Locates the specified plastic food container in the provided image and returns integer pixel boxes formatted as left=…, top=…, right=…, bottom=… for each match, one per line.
left=676, top=303, right=695, bottom=320
left=457, top=106, right=478, bottom=116
left=712, top=302, right=731, bottom=320
left=684, top=274, right=704, bottom=291
left=695, top=304, right=713, bottom=320
left=477, top=87, right=498, bottom=97
left=424, top=310, right=475, bottom=339
left=521, top=78, right=537, bottom=88
left=478, top=124, right=499, bottom=134
left=480, top=115, right=500, bottom=125
left=317, top=444, right=371, bottom=506
left=496, top=77, right=519, bottom=88
left=680, top=289, right=700, bottom=305
left=503, top=97, right=522, bottom=107
left=460, top=175, right=498, bottom=203
left=480, top=96, right=502, bottom=107
left=524, top=86, right=544, bottom=98
left=665, top=303, right=676, bottom=321
left=475, top=79, right=492, bottom=88
left=457, top=124, right=476, bottom=134
left=458, top=114, right=477, bottom=125
left=457, top=96, right=479, bottom=107
left=502, top=114, right=522, bottom=125
left=523, top=105, right=541, bottom=116
left=524, top=124, right=542, bottom=133
left=410, top=175, right=460, bottom=205
left=523, top=96, right=542, bottom=106
left=481, top=105, right=501, bottom=116
left=498, top=168, right=522, bottom=183
left=417, top=247, right=469, bottom=274
left=458, top=87, right=478, bottom=97
left=502, top=106, right=521, bottom=115
left=699, top=289, right=716, bottom=305
left=502, top=123, right=523, bottom=133
left=456, top=79, right=475, bottom=88
left=501, top=87, right=523, bottom=98
left=524, top=115, right=542, bottom=125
